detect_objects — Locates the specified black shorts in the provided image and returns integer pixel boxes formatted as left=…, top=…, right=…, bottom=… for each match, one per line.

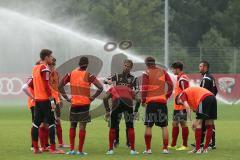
left=34, top=100, right=55, bottom=126
left=110, top=100, right=134, bottom=129
left=196, top=95, right=217, bottom=120
left=144, top=102, right=168, bottom=127
left=30, top=107, right=35, bottom=122
left=173, top=109, right=187, bottom=122
left=70, top=105, right=91, bottom=123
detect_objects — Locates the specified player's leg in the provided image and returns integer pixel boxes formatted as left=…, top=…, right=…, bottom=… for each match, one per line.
left=47, top=106, right=56, bottom=152
left=157, top=103, right=169, bottom=154
left=30, top=107, right=34, bottom=150
left=124, top=106, right=138, bottom=154
left=78, top=122, right=87, bottom=155
left=188, top=118, right=202, bottom=154
left=115, top=127, right=119, bottom=145
left=143, top=126, right=152, bottom=154
left=55, top=103, right=65, bottom=147
left=177, top=109, right=189, bottom=150
left=189, top=97, right=216, bottom=154
left=210, top=96, right=217, bottom=150
left=179, top=120, right=189, bottom=149
left=114, top=113, right=121, bottom=148
left=191, top=119, right=205, bottom=148
left=44, top=124, right=49, bottom=148
left=107, top=105, right=121, bottom=154
left=170, top=121, right=179, bottom=148
left=170, top=110, right=179, bottom=149
left=67, top=107, right=79, bottom=154
left=31, top=107, right=34, bottom=122
left=201, top=120, right=206, bottom=147
left=77, top=105, right=90, bottom=155
left=210, top=122, right=216, bottom=149
left=203, top=95, right=217, bottom=152
left=143, top=103, right=154, bottom=154
left=162, top=127, right=169, bottom=153
left=125, top=128, right=130, bottom=148
left=39, top=123, right=48, bottom=150
left=66, top=121, right=77, bottom=154
left=203, top=120, right=214, bottom=151
left=31, top=102, right=43, bottom=153
left=46, top=101, right=64, bottom=154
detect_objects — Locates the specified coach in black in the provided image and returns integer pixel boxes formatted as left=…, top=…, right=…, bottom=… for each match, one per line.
left=103, top=59, right=140, bottom=152
left=198, top=60, right=218, bottom=150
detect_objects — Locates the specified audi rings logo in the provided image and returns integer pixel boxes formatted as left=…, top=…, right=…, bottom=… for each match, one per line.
left=0, top=77, right=24, bottom=95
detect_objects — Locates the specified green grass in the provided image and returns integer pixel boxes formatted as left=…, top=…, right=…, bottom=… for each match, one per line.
left=0, top=103, right=239, bottom=160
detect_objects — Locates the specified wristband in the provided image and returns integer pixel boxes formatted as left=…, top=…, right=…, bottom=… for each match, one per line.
left=50, top=100, right=55, bottom=106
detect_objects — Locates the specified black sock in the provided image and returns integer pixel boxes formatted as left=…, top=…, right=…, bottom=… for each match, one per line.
left=126, top=129, right=129, bottom=145
left=49, top=125, right=56, bottom=145
left=115, top=128, right=119, bottom=143
left=32, top=126, right=39, bottom=141
left=211, top=126, right=216, bottom=146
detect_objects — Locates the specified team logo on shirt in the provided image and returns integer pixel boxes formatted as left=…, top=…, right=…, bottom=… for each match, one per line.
left=218, top=77, right=235, bottom=94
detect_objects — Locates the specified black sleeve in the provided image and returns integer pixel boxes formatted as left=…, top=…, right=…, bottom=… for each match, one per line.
left=212, top=78, right=218, bottom=96
left=133, top=77, right=139, bottom=93
left=201, top=76, right=218, bottom=96
left=200, top=78, right=212, bottom=91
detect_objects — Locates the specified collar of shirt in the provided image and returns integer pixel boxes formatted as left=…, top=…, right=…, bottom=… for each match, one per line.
left=78, top=67, right=87, bottom=71
left=202, top=70, right=209, bottom=76
left=122, top=71, right=131, bottom=78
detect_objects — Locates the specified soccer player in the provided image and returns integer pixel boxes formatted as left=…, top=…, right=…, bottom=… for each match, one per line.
left=169, top=62, right=189, bottom=151
left=22, top=61, right=50, bottom=151
left=49, top=58, right=68, bottom=148
left=59, top=56, right=103, bottom=155
left=104, top=59, right=140, bottom=148
left=141, top=57, right=173, bottom=154
left=103, top=59, right=140, bottom=155
left=31, top=49, right=64, bottom=154
left=22, top=76, right=35, bottom=151
left=199, top=61, right=218, bottom=150
left=175, top=87, right=217, bottom=154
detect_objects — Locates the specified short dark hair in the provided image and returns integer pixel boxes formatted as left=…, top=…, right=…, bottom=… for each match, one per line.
left=145, top=57, right=155, bottom=67
left=40, top=49, right=52, bottom=60
left=171, top=61, right=183, bottom=71
left=79, top=56, right=89, bottom=69
left=124, top=59, right=133, bottom=68
left=200, top=60, right=210, bottom=69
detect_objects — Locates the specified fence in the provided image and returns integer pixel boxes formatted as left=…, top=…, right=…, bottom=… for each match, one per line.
left=133, top=47, right=240, bottom=74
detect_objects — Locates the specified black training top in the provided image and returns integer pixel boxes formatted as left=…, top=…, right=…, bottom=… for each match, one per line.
left=200, top=71, right=218, bottom=96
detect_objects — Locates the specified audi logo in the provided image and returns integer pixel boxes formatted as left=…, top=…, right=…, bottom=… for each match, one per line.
left=0, top=77, right=24, bottom=95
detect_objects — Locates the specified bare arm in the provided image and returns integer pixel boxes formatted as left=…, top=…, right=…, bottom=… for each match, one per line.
left=58, top=75, right=71, bottom=102
left=103, top=91, right=112, bottom=112
left=22, top=84, right=34, bottom=100
left=183, top=101, right=192, bottom=121
left=164, top=71, right=173, bottom=99
left=91, top=78, right=103, bottom=100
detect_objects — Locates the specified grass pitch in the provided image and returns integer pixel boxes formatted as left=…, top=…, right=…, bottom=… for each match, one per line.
left=0, top=103, right=239, bottom=160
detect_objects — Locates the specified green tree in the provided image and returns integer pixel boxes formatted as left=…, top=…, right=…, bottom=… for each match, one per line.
left=169, top=0, right=230, bottom=47
left=213, top=0, right=240, bottom=46
left=198, top=28, right=233, bottom=73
